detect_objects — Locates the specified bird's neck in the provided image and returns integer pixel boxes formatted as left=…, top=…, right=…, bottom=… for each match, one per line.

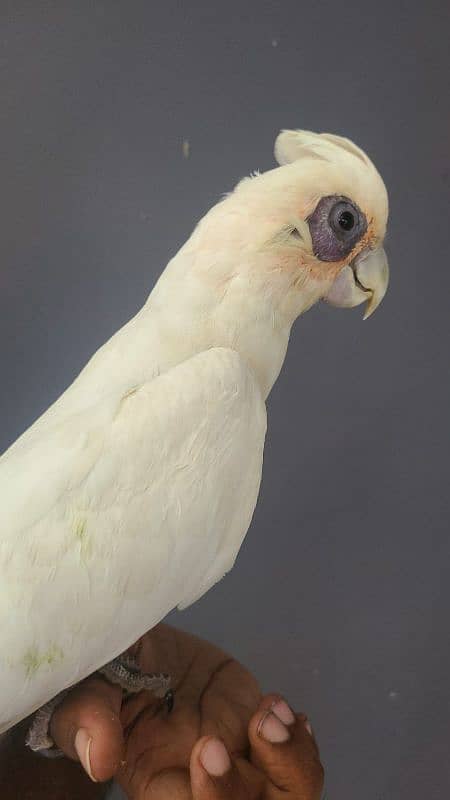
left=131, top=182, right=325, bottom=398
left=140, top=252, right=297, bottom=399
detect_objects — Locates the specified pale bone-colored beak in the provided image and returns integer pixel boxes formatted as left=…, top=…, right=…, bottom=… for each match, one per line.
left=324, top=247, right=389, bottom=320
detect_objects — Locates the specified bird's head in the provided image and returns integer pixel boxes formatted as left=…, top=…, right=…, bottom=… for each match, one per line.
left=274, top=129, right=389, bottom=320
left=200, top=129, right=389, bottom=324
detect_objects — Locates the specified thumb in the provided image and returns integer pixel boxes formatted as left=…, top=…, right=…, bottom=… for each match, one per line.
left=49, top=675, right=124, bottom=783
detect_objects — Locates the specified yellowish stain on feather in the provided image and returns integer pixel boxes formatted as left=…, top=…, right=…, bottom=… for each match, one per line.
left=72, top=515, right=92, bottom=560
left=74, top=518, right=87, bottom=541
left=23, top=644, right=64, bottom=677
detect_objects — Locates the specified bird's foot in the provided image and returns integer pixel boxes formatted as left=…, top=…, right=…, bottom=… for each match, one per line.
left=98, top=654, right=173, bottom=710
left=26, top=655, right=174, bottom=755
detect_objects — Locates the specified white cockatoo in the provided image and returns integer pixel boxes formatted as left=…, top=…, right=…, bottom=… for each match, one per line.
left=0, top=130, right=389, bottom=738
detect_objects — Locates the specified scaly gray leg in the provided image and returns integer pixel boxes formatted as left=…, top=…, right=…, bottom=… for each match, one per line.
left=98, top=653, right=172, bottom=703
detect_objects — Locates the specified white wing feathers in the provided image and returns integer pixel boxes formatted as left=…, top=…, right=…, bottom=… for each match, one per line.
left=0, top=347, right=266, bottom=732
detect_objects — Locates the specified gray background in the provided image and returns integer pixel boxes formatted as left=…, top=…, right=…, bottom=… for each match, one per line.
left=1, top=2, right=449, bottom=798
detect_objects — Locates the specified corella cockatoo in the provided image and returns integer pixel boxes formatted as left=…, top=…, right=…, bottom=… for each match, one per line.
left=0, top=130, right=389, bottom=739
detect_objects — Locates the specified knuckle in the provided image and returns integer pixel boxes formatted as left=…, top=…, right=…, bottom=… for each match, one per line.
left=221, top=774, right=251, bottom=799
left=277, top=752, right=325, bottom=798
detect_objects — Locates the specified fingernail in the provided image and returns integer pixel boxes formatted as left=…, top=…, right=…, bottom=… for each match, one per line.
left=271, top=699, right=295, bottom=726
left=258, top=712, right=290, bottom=743
left=74, top=728, right=97, bottom=782
left=305, top=719, right=313, bottom=736
left=200, top=738, right=231, bottom=777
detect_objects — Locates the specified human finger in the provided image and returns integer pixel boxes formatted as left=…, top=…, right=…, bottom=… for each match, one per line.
left=49, top=675, right=124, bottom=783
left=190, top=735, right=252, bottom=800
left=248, top=694, right=324, bottom=799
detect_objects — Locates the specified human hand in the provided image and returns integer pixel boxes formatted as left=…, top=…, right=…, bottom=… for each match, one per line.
left=49, top=623, right=323, bottom=798
left=49, top=622, right=261, bottom=791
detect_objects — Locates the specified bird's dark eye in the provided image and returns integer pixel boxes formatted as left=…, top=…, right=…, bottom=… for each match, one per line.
left=307, top=195, right=367, bottom=262
left=329, top=201, right=359, bottom=239
left=337, top=210, right=355, bottom=231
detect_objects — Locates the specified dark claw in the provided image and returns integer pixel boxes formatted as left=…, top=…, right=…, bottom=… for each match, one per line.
left=164, top=688, right=174, bottom=713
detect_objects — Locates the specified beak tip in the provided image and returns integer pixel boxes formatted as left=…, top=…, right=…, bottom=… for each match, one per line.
left=362, top=291, right=385, bottom=320
left=362, top=296, right=377, bottom=320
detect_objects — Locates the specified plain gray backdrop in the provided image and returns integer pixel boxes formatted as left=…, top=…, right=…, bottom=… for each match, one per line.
left=0, top=2, right=449, bottom=798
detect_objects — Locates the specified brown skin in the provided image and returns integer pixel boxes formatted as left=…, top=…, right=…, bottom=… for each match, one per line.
left=0, top=625, right=324, bottom=799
